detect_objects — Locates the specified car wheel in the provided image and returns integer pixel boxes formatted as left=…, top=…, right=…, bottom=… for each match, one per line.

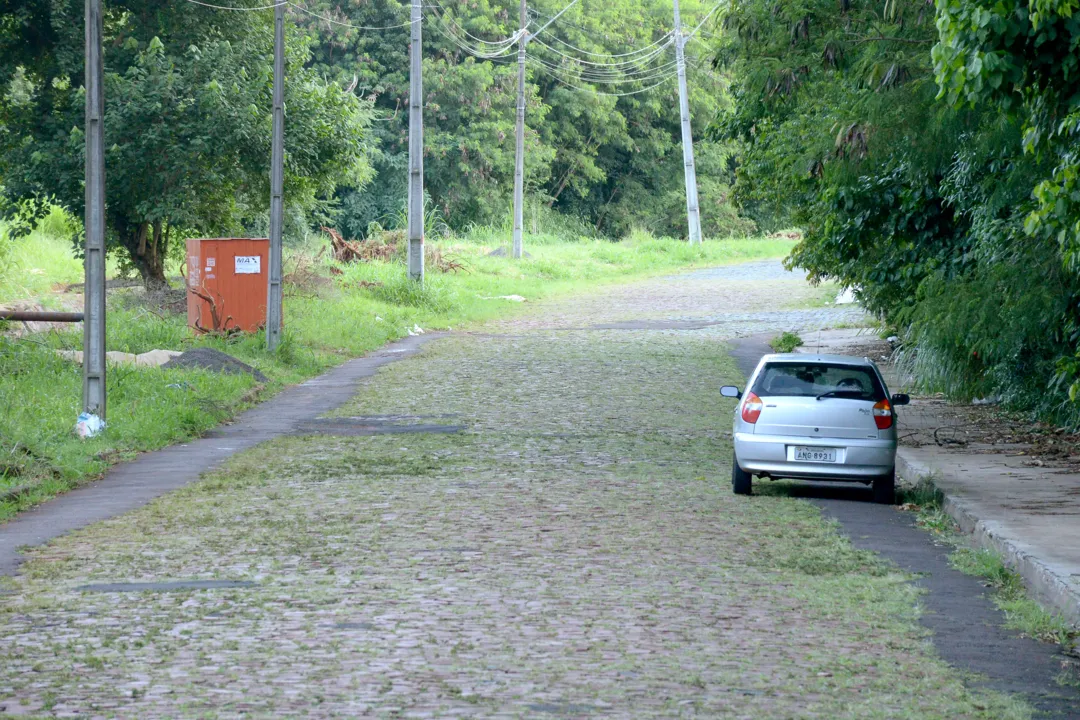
left=732, top=457, right=752, bottom=496
left=873, top=469, right=896, bottom=505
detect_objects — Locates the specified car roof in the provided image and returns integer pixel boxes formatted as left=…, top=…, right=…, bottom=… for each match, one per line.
left=757, top=353, right=876, bottom=368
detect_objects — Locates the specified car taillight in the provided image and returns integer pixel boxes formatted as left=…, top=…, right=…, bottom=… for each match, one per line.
left=741, top=392, right=763, bottom=424
left=873, top=399, right=893, bottom=430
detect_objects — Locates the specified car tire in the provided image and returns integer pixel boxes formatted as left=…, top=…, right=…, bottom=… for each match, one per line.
left=873, top=469, right=896, bottom=505
left=732, top=457, right=752, bottom=496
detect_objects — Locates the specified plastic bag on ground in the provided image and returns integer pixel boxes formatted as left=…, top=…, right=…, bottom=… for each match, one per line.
left=75, top=413, right=106, bottom=439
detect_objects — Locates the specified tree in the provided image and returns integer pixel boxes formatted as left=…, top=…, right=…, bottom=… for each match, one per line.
left=713, top=0, right=1080, bottom=423
left=296, top=0, right=741, bottom=238
left=933, top=0, right=1080, bottom=401
left=0, top=0, right=373, bottom=289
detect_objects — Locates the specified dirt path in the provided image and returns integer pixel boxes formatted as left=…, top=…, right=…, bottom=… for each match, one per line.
left=0, top=262, right=1027, bottom=718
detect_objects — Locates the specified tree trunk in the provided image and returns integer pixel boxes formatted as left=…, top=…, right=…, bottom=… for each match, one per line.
left=121, top=219, right=169, bottom=291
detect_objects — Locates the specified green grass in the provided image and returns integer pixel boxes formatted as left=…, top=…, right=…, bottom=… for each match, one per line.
left=898, top=475, right=1080, bottom=661
left=0, top=209, right=123, bottom=305
left=950, top=547, right=1079, bottom=650
left=0, top=227, right=794, bottom=521
left=769, top=331, right=804, bottom=353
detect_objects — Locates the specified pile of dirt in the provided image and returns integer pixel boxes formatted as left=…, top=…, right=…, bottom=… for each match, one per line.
left=162, top=347, right=269, bottom=383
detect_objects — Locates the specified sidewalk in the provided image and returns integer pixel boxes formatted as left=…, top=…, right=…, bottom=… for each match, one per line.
left=799, top=329, right=1080, bottom=624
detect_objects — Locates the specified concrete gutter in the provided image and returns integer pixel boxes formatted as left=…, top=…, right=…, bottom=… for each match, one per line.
left=896, top=449, right=1080, bottom=625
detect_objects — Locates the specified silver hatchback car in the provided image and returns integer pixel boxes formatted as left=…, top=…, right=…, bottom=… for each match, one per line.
left=721, top=354, right=909, bottom=504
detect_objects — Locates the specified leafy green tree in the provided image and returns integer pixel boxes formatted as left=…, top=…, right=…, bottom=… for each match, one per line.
left=714, top=0, right=1080, bottom=422
left=933, top=0, right=1080, bottom=400
left=296, top=0, right=740, bottom=238
left=0, top=0, right=373, bottom=288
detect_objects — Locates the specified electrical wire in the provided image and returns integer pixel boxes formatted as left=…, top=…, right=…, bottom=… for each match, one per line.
left=524, top=50, right=673, bottom=80
left=287, top=1, right=415, bottom=30
left=426, top=0, right=525, bottom=49
left=527, top=52, right=679, bottom=82
left=683, top=2, right=724, bottom=41
left=529, top=36, right=674, bottom=69
left=529, top=0, right=583, bottom=39
left=528, top=60, right=677, bottom=96
left=543, top=30, right=676, bottom=59
left=184, top=0, right=285, bottom=10
left=426, top=16, right=521, bottom=59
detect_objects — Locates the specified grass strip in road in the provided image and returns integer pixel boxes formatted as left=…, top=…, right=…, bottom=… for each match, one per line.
left=0, top=233, right=793, bottom=521
left=899, top=479, right=1080, bottom=663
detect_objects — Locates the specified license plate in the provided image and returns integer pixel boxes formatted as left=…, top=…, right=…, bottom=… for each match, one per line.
left=793, top=447, right=838, bottom=463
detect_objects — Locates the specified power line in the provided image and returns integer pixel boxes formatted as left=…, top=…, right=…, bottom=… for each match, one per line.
left=530, top=36, right=674, bottom=69
left=543, top=29, right=676, bottom=59
left=426, top=16, right=522, bottom=58
left=684, top=2, right=724, bottom=41
left=530, top=0, right=582, bottom=38
left=185, top=0, right=285, bottom=10
left=529, top=60, right=678, bottom=96
left=287, top=1, right=415, bottom=30
left=427, top=0, right=526, bottom=48
left=527, top=53, right=678, bottom=84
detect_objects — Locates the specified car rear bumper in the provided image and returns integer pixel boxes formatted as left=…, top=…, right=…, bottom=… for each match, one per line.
left=733, top=432, right=896, bottom=480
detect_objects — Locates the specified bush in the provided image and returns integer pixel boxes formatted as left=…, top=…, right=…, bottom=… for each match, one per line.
left=770, top=331, right=804, bottom=354
left=366, top=267, right=457, bottom=314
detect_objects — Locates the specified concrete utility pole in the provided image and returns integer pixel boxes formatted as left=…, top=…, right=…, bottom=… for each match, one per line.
left=407, top=0, right=425, bottom=282
left=511, top=0, right=527, bottom=259
left=83, top=0, right=107, bottom=419
left=673, top=0, right=703, bottom=245
left=267, top=1, right=285, bottom=351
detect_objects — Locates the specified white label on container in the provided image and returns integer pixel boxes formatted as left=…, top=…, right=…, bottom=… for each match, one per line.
left=188, top=257, right=200, bottom=287
left=206, top=257, right=216, bottom=267
left=235, top=256, right=261, bottom=274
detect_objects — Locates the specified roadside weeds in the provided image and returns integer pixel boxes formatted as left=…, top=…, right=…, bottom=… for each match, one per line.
left=898, top=475, right=1080, bottom=685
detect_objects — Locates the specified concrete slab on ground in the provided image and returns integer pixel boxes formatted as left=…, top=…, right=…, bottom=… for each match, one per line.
left=794, top=327, right=891, bottom=359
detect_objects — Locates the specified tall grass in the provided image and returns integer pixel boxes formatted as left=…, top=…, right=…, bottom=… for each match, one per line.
left=0, top=207, right=121, bottom=305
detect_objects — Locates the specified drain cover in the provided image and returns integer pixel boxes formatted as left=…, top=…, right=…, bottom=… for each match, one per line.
left=76, top=580, right=255, bottom=593
left=293, top=417, right=465, bottom=437
left=526, top=703, right=595, bottom=715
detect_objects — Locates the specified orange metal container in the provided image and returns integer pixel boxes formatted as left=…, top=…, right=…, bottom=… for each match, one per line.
left=186, top=238, right=271, bottom=334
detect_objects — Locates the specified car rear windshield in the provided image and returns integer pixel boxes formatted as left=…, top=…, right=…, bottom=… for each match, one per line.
left=752, top=362, right=886, bottom=401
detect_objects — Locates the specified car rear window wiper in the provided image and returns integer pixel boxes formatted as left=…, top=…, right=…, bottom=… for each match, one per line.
left=815, top=389, right=871, bottom=401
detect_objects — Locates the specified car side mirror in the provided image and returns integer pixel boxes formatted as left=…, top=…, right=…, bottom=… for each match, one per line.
left=721, top=386, right=742, bottom=399
left=891, top=393, right=910, bottom=406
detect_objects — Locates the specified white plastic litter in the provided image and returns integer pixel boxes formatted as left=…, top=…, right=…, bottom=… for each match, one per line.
left=834, top=288, right=858, bottom=305
left=75, top=413, right=106, bottom=439
left=479, top=295, right=527, bottom=302
left=407, top=324, right=425, bottom=337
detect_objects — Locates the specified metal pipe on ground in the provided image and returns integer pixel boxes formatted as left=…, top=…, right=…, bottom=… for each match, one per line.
left=0, top=311, right=85, bottom=323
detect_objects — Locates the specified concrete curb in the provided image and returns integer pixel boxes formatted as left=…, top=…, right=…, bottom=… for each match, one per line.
left=896, top=449, right=1080, bottom=625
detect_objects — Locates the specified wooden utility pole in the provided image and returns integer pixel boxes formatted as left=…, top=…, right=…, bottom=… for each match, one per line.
left=407, top=0, right=425, bottom=281
left=511, top=0, right=527, bottom=259
left=83, top=0, right=107, bottom=418
left=267, top=1, right=285, bottom=350
left=673, top=0, right=702, bottom=245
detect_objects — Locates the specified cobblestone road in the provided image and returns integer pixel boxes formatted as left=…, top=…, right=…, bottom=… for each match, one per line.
left=0, top=262, right=1026, bottom=718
